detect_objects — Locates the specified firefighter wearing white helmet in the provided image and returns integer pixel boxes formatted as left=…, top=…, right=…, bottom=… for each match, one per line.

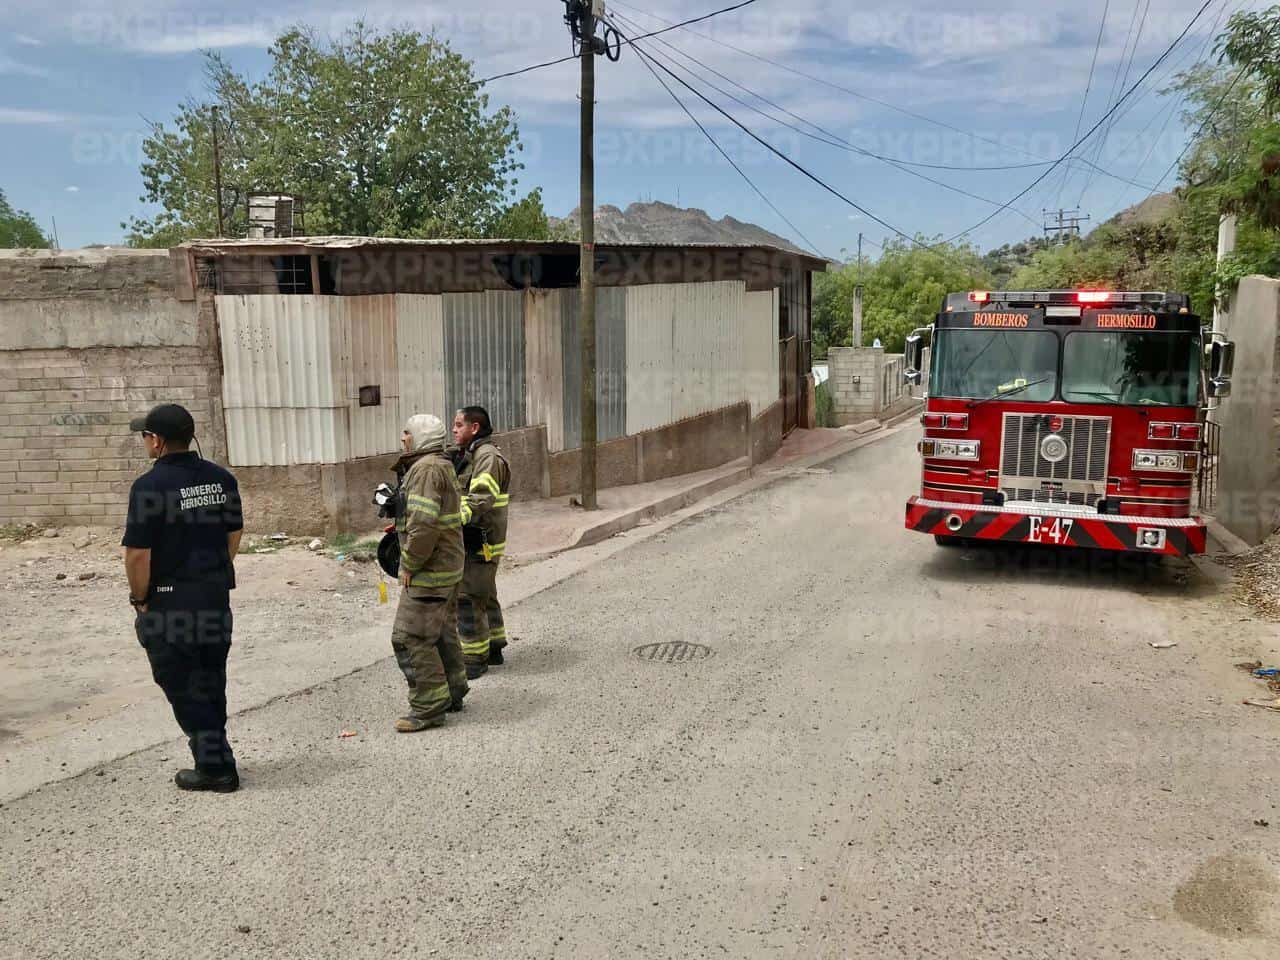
left=388, top=413, right=468, bottom=732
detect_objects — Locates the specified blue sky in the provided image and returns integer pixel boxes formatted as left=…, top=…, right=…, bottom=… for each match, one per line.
left=0, top=0, right=1257, bottom=255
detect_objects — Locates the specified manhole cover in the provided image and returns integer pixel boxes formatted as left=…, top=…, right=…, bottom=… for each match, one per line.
left=632, top=641, right=714, bottom=663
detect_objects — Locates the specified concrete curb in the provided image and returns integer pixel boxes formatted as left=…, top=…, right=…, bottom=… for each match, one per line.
left=1206, top=517, right=1253, bottom=556
left=568, top=461, right=753, bottom=551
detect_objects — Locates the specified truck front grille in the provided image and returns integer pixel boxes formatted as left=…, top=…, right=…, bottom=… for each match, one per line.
left=999, top=413, right=1111, bottom=507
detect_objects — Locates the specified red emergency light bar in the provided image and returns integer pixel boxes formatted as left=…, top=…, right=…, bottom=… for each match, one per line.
left=968, top=290, right=990, bottom=303
left=1076, top=291, right=1112, bottom=303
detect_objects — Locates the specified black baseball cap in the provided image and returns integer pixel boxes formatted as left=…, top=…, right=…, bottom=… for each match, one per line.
left=130, top=403, right=196, bottom=444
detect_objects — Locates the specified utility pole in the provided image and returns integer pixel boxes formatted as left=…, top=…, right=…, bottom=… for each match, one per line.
left=211, top=106, right=226, bottom=238
left=1042, top=208, right=1088, bottom=243
left=578, top=3, right=599, bottom=510
left=852, top=232, right=863, bottom=348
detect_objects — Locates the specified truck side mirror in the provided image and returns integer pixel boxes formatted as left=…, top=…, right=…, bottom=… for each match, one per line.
left=904, top=334, right=924, bottom=385
left=1208, top=339, right=1234, bottom=399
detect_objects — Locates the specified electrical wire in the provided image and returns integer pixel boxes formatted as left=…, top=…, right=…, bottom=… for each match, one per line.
left=1054, top=0, right=1112, bottom=206
left=608, top=9, right=1041, bottom=226
left=607, top=20, right=925, bottom=248
left=944, top=0, right=1219, bottom=244
left=616, top=30, right=828, bottom=257
left=613, top=0, right=1174, bottom=190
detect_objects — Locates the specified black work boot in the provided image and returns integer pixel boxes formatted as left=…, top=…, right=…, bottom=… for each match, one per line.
left=488, top=639, right=507, bottom=665
left=175, top=769, right=240, bottom=793
left=465, top=660, right=488, bottom=680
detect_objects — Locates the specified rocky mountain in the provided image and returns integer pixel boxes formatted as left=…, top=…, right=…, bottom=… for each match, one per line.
left=549, top=201, right=807, bottom=253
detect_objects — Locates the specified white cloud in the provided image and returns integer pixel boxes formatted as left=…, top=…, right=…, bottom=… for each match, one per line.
left=65, top=185, right=81, bottom=192
left=15, top=33, right=42, bottom=46
left=0, top=107, right=70, bottom=125
left=0, top=54, right=48, bottom=77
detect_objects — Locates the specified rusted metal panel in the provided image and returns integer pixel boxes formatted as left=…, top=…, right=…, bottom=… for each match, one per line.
left=216, top=294, right=348, bottom=465
left=560, top=286, right=627, bottom=450
left=624, top=281, right=745, bottom=434
left=524, top=289, right=566, bottom=452
left=442, top=291, right=526, bottom=431
left=345, top=295, right=401, bottom=460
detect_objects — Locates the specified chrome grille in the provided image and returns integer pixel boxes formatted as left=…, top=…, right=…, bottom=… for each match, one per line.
left=1000, top=413, right=1111, bottom=507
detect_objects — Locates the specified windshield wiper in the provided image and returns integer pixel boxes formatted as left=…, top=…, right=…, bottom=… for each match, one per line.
left=1069, top=390, right=1172, bottom=405
left=967, top=377, right=1051, bottom=408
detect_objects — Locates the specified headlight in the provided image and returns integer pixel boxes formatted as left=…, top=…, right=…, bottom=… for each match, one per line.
left=920, top=439, right=980, bottom=461
left=1132, top=450, right=1194, bottom=473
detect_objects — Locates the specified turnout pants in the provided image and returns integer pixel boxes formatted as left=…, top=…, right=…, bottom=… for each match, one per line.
left=391, top=589, right=468, bottom=719
left=458, top=560, right=505, bottom=666
left=135, top=584, right=236, bottom=776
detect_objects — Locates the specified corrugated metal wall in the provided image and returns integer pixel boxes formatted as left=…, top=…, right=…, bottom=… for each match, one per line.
left=625, top=281, right=747, bottom=434
left=396, top=294, right=447, bottom=431
left=442, top=291, right=526, bottom=432
left=219, top=294, right=448, bottom=466
left=218, top=294, right=350, bottom=465
left=560, top=286, right=627, bottom=450
left=525, top=289, right=565, bottom=452
left=743, top=289, right=781, bottom=415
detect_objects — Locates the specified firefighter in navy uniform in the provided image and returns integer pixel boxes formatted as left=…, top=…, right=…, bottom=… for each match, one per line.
left=123, top=404, right=243, bottom=793
left=451, top=406, right=511, bottom=679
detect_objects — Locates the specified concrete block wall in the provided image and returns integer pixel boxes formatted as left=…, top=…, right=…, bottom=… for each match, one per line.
left=827, top=346, right=887, bottom=424
left=0, top=251, right=220, bottom=528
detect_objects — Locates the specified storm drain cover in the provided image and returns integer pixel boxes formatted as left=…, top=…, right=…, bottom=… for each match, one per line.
left=632, top=641, right=714, bottom=663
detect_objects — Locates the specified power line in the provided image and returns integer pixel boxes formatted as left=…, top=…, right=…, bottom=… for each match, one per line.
left=607, top=20, right=925, bottom=248
left=618, top=23, right=828, bottom=258
left=614, top=0, right=1174, bottom=189
left=1055, top=0, right=1112, bottom=206
left=945, top=0, right=1219, bottom=244
left=608, top=9, right=1041, bottom=226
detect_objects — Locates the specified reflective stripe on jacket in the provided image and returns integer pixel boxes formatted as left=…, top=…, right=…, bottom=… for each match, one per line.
left=396, top=451, right=465, bottom=597
left=458, top=439, right=510, bottom=563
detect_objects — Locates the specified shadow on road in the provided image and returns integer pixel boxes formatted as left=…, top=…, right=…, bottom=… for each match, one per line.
left=918, top=540, right=1213, bottom=599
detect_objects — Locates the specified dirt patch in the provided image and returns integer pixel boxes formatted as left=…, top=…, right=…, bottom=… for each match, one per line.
left=1173, top=854, right=1276, bottom=938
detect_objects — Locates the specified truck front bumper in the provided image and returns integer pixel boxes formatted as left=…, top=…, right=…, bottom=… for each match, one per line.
left=905, top=497, right=1207, bottom=556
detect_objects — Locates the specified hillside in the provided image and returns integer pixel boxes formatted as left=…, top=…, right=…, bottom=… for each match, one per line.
left=549, top=201, right=808, bottom=253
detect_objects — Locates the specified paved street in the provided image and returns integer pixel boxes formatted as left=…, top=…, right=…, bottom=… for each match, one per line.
left=3, top=427, right=1278, bottom=959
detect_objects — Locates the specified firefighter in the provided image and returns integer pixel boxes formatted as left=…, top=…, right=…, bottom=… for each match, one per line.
left=451, top=406, right=511, bottom=679
left=123, top=403, right=242, bottom=793
left=390, top=413, right=469, bottom=732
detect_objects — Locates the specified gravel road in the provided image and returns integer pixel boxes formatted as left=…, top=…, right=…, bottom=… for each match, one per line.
left=2, top=429, right=1279, bottom=958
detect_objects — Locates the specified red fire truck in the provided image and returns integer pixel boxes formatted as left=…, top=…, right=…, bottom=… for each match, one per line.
left=902, top=290, right=1235, bottom=556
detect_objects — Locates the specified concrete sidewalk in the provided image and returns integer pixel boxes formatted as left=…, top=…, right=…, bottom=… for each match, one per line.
left=505, top=425, right=874, bottom=562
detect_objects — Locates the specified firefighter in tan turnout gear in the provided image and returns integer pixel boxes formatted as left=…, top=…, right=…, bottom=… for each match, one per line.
left=389, top=414, right=469, bottom=732
left=451, top=406, right=511, bottom=679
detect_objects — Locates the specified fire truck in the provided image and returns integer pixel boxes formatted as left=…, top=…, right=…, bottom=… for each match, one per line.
left=902, top=290, right=1235, bottom=556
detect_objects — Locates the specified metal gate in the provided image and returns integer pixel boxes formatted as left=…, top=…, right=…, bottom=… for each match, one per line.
left=1198, top=419, right=1221, bottom=511
left=781, top=336, right=798, bottom=434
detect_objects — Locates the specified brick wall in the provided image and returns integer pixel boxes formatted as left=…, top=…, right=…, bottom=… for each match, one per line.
left=0, top=251, right=221, bottom=528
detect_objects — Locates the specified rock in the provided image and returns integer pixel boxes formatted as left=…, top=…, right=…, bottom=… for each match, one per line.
left=236, top=925, right=251, bottom=934
left=77, top=572, right=96, bottom=581
left=73, top=536, right=92, bottom=550
left=55, top=573, right=67, bottom=581
left=42, top=528, right=59, bottom=539
left=267, top=533, right=289, bottom=542
left=308, top=538, right=324, bottom=551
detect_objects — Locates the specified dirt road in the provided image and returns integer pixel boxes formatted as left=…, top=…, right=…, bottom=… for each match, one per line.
left=2, top=428, right=1279, bottom=958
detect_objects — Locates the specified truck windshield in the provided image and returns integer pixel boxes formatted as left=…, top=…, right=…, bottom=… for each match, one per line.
left=1061, top=331, right=1200, bottom=406
left=929, top=329, right=1058, bottom=401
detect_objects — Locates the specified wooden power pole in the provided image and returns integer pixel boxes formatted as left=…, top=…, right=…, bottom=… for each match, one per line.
left=211, top=106, right=226, bottom=238
left=578, top=4, right=599, bottom=510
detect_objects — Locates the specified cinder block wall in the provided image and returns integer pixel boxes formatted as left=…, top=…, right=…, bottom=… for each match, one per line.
left=0, top=251, right=221, bottom=528
left=827, top=346, right=886, bottom=424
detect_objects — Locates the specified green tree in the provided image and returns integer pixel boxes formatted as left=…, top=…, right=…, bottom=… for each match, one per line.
left=127, top=24, right=546, bottom=245
left=0, top=189, right=49, bottom=248
left=813, top=239, right=993, bottom=355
